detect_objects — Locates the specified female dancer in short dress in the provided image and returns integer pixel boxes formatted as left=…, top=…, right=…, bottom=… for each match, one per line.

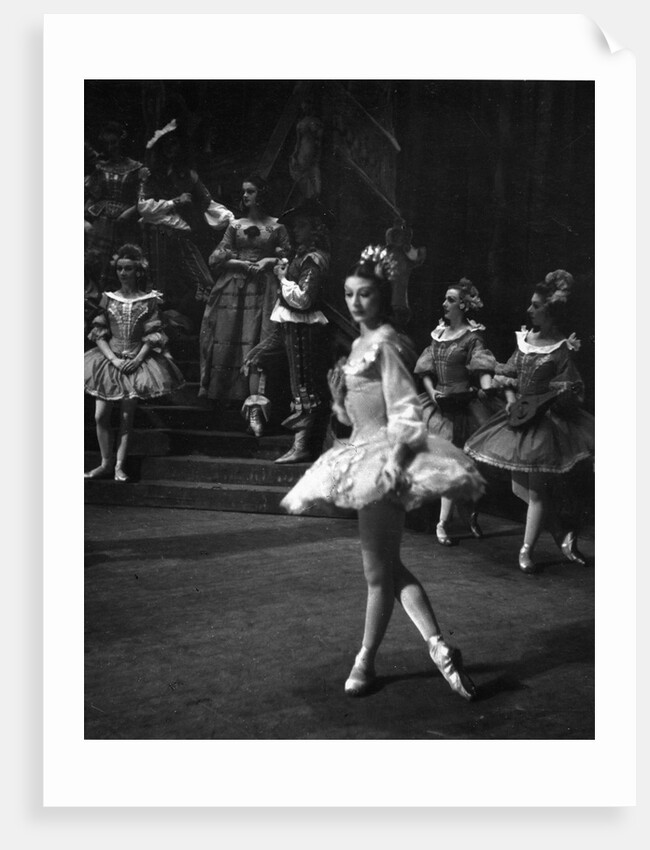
left=198, top=174, right=291, bottom=433
left=84, top=243, right=184, bottom=482
left=465, top=270, right=594, bottom=573
left=414, top=278, right=498, bottom=545
left=281, top=246, right=485, bottom=700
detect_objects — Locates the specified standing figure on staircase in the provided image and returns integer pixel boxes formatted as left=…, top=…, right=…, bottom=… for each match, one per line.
left=84, top=243, right=185, bottom=482
left=198, top=174, right=291, bottom=432
left=137, top=119, right=231, bottom=331
left=242, top=198, right=334, bottom=463
left=84, top=120, right=142, bottom=291
left=288, top=98, right=324, bottom=202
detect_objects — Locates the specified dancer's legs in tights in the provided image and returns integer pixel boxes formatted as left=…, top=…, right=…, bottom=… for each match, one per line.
left=438, top=496, right=454, bottom=527
left=94, top=400, right=114, bottom=467
left=115, top=398, right=138, bottom=470
left=357, top=501, right=442, bottom=664
left=512, top=470, right=559, bottom=550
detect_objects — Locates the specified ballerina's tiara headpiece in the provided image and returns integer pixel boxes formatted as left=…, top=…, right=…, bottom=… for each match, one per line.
left=359, top=244, right=401, bottom=282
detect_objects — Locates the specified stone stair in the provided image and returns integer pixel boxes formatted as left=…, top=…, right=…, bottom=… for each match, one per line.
left=84, top=331, right=355, bottom=519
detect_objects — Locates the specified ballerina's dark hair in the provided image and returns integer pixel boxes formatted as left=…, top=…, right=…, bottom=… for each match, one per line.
left=346, top=245, right=395, bottom=322
left=534, top=269, right=575, bottom=325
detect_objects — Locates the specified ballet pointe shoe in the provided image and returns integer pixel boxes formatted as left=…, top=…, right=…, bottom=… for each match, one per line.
left=84, top=462, right=114, bottom=480
left=344, top=649, right=376, bottom=697
left=560, top=531, right=587, bottom=566
left=436, top=521, right=452, bottom=546
left=114, top=464, right=130, bottom=483
left=428, top=636, right=476, bottom=701
left=469, top=511, right=483, bottom=539
left=518, top=543, right=541, bottom=574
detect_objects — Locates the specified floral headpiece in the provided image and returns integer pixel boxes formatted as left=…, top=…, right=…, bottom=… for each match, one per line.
left=146, top=118, right=178, bottom=150
left=544, top=269, right=574, bottom=305
left=359, top=244, right=401, bottom=282
left=454, top=278, right=484, bottom=313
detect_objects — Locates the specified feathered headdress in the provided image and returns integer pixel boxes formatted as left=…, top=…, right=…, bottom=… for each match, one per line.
left=146, top=118, right=178, bottom=150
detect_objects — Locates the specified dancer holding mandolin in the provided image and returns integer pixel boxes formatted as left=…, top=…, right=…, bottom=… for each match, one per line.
left=464, top=270, right=594, bottom=573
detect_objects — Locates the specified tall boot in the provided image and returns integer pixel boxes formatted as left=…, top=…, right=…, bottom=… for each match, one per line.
left=275, top=427, right=312, bottom=464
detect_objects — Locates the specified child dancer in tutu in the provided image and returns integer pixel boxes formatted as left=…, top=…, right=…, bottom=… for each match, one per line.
left=465, top=270, right=594, bottom=573
left=84, top=243, right=184, bottom=482
left=414, top=278, right=499, bottom=545
left=281, top=246, right=485, bottom=700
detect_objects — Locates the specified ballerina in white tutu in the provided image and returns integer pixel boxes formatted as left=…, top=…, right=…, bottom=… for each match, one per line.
left=281, top=246, right=485, bottom=700
left=84, top=243, right=184, bottom=482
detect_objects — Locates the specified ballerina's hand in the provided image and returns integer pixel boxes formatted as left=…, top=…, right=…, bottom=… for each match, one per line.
left=327, top=359, right=346, bottom=404
left=382, top=458, right=406, bottom=495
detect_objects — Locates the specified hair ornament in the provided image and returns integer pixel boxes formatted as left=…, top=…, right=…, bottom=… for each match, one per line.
left=454, top=277, right=484, bottom=313
left=359, top=244, right=400, bottom=282
left=146, top=118, right=178, bottom=150
left=544, top=269, right=575, bottom=305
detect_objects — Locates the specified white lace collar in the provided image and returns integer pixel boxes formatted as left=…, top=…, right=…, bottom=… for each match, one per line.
left=516, top=326, right=581, bottom=354
left=106, top=290, right=161, bottom=303
left=431, top=318, right=485, bottom=341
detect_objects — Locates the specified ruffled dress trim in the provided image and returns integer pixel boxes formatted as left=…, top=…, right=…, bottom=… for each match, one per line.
left=280, top=324, right=485, bottom=513
left=84, top=290, right=185, bottom=401
left=430, top=318, right=485, bottom=341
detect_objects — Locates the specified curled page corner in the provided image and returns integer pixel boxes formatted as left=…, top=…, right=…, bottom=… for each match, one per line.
left=585, top=16, right=625, bottom=55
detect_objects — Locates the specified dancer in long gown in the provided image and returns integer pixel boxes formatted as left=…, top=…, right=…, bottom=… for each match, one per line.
left=198, top=174, right=291, bottom=433
left=414, top=278, right=499, bottom=545
left=84, top=243, right=184, bottom=482
left=465, top=270, right=595, bottom=573
left=281, top=246, right=485, bottom=700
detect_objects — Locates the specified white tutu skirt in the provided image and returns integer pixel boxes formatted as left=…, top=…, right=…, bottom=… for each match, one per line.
left=281, top=430, right=486, bottom=514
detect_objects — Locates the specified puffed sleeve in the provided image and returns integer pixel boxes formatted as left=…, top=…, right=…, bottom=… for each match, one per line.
left=275, top=223, right=292, bottom=259
left=87, top=294, right=110, bottom=343
left=549, top=345, right=585, bottom=403
left=189, top=170, right=212, bottom=213
left=413, top=345, right=435, bottom=378
left=466, top=335, right=497, bottom=374
left=379, top=342, right=427, bottom=450
left=209, top=223, right=237, bottom=269
left=137, top=174, right=177, bottom=220
left=493, top=349, right=520, bottom=390
left=280, top=256, right=323, bottom=311
left=142, top=295, right=169, bottom=352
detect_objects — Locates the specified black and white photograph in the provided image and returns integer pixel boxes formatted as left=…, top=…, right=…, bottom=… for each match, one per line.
left=41, top=13, right=635, bottom=810
left=82, top=75, right=596, bottom=741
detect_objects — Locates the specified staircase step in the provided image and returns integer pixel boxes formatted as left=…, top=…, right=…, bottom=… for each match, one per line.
left=140, top=454, right=309, bottom=487
left=85, top=428, right=293, bottom=459
left=135, top=404, right=214, bottom=430
left=84, top=478, right=354, bottom=519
